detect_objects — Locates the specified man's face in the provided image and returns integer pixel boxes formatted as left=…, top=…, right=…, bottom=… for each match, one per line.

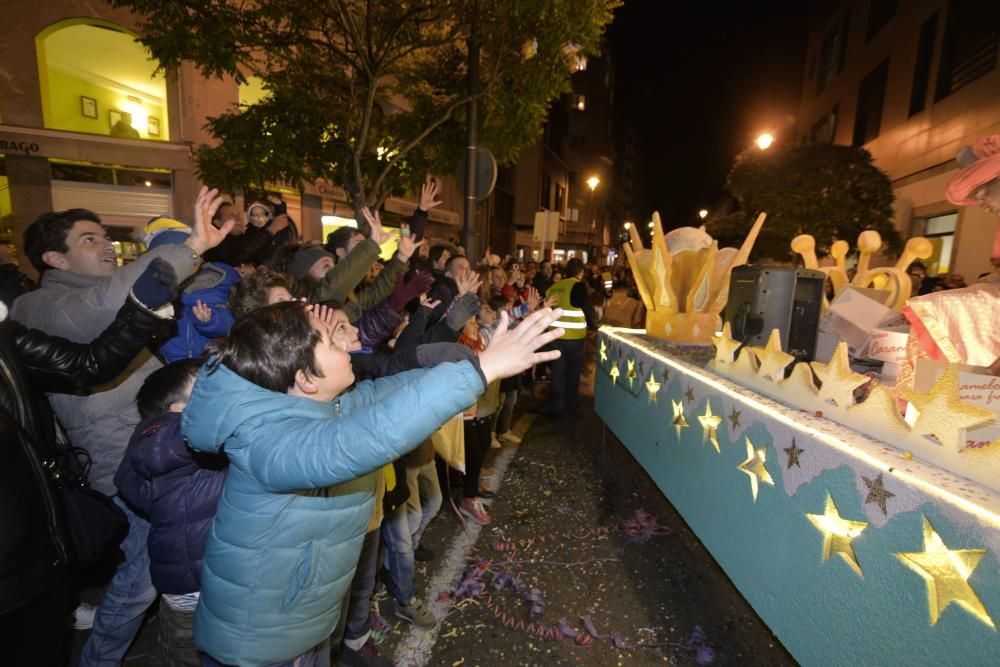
left=308, top=256, right=336, bottom=281
left=44, top=220, right=117, bottom=277
left=433, top=249, right=451, bottom=271
left=542, top=262, right=552, bottom=277
left=347, top=232, right=365, bottom=254
left=446, top=256, right=471, bottom=281
left=216, top=203, right=247, bottom=236
left=302, top=313, right=355, bottom=402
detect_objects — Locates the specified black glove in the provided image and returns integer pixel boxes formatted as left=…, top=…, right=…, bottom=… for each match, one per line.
left=415, top=342, right=476, bottom=367
left=131, top=257, right=179, bottom=311
left=445, top=292, right=480, bottom=331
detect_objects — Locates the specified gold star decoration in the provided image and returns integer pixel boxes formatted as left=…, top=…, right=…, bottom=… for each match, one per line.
left=645, top=372, right=661, bottom=404
left=737, top=437, right=774, bottom=502
left=684, top=386, right=695, bottom=403
left=698, top=401, right=722, bottom=453
left=728, top=406, right=742, bottom=431
left=806, top=494, right=869, bottom=578
left=609, top=362, right=620, bottom=385
left=902, top=365, right=994, bottom=452
left=711, top=322, right=742, bottom=365
left=896, top=516, right=995, bottom=629
left=626, top=358, right=638, bottom=388
left=861, top=473, right=895, bottom=516
left=809, top=342, right=870, bottom=408
left=672, top=400, right=689, bottom=439
left=599, top=338, right=608, bottom=362
left=753, top=329, right=796, bottom=382
left=784, top=438, right=804, bottom=468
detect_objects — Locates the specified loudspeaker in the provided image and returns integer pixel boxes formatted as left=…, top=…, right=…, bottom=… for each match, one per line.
left=723, top=265, right=826, bottom=362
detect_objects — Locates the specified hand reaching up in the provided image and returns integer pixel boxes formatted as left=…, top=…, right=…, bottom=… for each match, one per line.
left=192, top=300, right=212, bottom=323
left=478, top=308, right=563, bottom=384
left=186, top=186, right=234, bottom=255
left=419, top=177, right=441, bottom=211
left=398, top=234, right=424, bottom=262
left=525, top=286, right=542, bottom=312
left=455, top=270, right=481, bottom=297
left=361, top=208, right=390, bottom=245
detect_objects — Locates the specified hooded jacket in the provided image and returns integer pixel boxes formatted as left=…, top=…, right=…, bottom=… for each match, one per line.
left=160, top=262, right=241, bottom=363
left=181, top=358, right=484, bottom=665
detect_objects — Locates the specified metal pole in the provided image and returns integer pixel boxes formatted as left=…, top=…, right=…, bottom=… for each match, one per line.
left=461, top=0, right=479, bottom=256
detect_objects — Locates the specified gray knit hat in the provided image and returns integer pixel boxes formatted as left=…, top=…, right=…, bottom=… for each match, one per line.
left=287, top=245, right=335, bottom=280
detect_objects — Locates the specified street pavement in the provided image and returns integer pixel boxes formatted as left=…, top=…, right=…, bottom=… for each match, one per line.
left=71, top=369, right=796, bottom=666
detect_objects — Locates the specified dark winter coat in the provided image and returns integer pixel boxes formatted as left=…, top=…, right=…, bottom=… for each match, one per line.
left=160, top=262, right=241, bottom=363
left=115, top=412, right=227, bottom=595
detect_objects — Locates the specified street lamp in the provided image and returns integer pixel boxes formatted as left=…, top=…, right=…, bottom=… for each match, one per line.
left=755, top=132, right=775, bottom=150
left=586, top=175, right=600, bottom=191
left=698, top=209, right=709, bottom=220
left=586, top=176, right=600, bottom=259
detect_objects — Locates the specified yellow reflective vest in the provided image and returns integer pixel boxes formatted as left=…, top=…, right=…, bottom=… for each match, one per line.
left=546, top=277, right=587, bottom=340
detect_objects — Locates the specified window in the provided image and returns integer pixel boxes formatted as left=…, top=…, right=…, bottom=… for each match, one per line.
left=811, top=105, right=839, bottom=143
left=540, top=172, right=552, bottom=209
left=554, top=182, right=565, bottom=215
left=570, top=94, right=586, bottom=112
left=853, top=59, right=889, bottom=146
left=920, top=212, right=957, bottom=274
left=36, top=21, right=169, bottom=141
left=817, top=9, right=851, bottom=94
left=909, top=13, right=939, bottom=116
left=866, top=0, right=897, bottom=42
left=934, top=1, right=1000, bottom=101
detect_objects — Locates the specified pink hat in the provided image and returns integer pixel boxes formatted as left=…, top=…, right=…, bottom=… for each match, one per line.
left=946, top=135, right=1000, bottom=206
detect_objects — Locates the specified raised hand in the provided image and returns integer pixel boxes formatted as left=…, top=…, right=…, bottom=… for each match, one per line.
left=306, top=302, right=337, bottom=326
left=192, top=300, right=212, bottom=323
left=525, top=286, right=542, bottom=312
left=419, top=294, right=441, bottom=310
left=544, top=294, right=560, bottom=309
left=455, top=270, right=482, bottom=297
left=419, top=176, right=441, bottom=210
left=398, top=234, right=424, bottom=262
left=186, top=186, right=234, bottom=255
left=477, top=308, right=563, bottom=384
left=362, top=207, right=390, bottom=245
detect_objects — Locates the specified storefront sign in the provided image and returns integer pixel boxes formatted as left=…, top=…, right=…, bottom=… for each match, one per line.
left=0, top=139, right=40, bottom=156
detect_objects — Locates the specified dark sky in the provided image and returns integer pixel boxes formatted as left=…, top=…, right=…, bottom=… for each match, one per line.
left=607, top=1, right=814, bottom=227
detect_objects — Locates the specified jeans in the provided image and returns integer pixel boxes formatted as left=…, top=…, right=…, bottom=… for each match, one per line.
left=549, top=338, right=585, bottom=413
left=158, top=599, right=199, bottom=667
left=80, top=496, right=158, bottom=667
left=495, top=390, right=517, bottom=435
left=380, top=500, right=415, bottom=604
left=407, top=461, right=442, bottom=548
left=343, top=529, right=380, bottom=642
left=462, top=417, right=492, bottom=499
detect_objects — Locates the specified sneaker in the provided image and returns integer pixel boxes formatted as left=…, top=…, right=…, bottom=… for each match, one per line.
left=338, top=636, right=393, bottom=667
left=395, top=597, right=436, bottom=630
left=459, top=498, right=492, bottom=525
left=73, top=602, right=97, bottom=630
left=477, top=488, right=496, bottom=499
left=498, top=431, right=522, bottom=444
left=413, top=545, right=435, bottom=562
left=490, top=434, right=502, bottom=449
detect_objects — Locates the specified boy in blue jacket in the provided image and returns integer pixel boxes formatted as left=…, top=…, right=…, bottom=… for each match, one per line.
left=181, top=301, right=562, bottom=666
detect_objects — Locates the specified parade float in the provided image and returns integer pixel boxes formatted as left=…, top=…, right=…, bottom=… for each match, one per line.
left=595, top=214, right=1000, bottom=666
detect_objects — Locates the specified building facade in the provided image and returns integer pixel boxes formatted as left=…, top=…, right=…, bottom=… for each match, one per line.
left=796, top=0, right=1000, bottom=280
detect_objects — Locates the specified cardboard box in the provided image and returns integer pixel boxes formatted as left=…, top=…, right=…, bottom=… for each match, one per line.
left=815, top=287, right=891, bottom=361
left=860, top=326, right=909, bottom=364
left=908, top=359, right=1000, bottom=451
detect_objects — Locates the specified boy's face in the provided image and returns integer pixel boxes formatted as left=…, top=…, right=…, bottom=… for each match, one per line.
left=300, top=313, right=355, bottom=402
left=478, top=304, right=496, bottom=326
left=329, top=309, right=362, bottom=352
left=267, top=287, right=295, bottom=305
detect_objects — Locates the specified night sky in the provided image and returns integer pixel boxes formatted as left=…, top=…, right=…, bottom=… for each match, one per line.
left=608, top=1, right=816, bottom=228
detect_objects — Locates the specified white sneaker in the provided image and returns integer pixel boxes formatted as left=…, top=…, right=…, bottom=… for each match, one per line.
left=73, top=602, right=97, bottom=630
left=490, top=434, right=502, bottom=449
left=499, top=431, right=522, bottom=444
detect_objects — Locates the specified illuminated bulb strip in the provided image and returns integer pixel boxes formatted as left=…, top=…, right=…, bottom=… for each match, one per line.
left=600, top=326, right=1000, bottom=529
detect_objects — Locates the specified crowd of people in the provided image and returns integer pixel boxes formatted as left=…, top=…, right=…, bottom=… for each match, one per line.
left=0, top=180, right=606, bottom=667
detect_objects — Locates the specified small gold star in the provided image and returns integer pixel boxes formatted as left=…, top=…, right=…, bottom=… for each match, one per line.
left=753, top=329, right=796, bottom=382
left=609, top=362, right=620, bottom=384
left=645, top=372, right=661, bottom=404
left=626, top=358, right=638, bottom=388
left=807, top=494, right=868, bottom=578
left=711, top=322, right=742, bottom=365
left=861, top=473, right=895, bottom=516
left=737, top=437, right=773, bottom=502
left=672, top=400, right=689, bottom=439
left=599, top=338, right=608, bottom=362
left=698, top=401, right=722, bottom=453
left=897, top=516, right=995, bottom=628
left=784, top=438, right=804, bottom=468
left=809, top=342, right=869, bottom=408
left=728, top=406, right=742, bottom=431
left=902, top=365, right=994, bottom=452
left=684, top=386, right=695, bottom=403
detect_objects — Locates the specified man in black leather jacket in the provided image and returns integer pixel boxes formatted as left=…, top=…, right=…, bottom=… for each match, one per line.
left=0, top=257, right=178, bottom=665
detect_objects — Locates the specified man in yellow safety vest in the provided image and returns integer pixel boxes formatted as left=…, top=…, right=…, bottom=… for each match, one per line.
left=544, top=258, right=599, bottom=416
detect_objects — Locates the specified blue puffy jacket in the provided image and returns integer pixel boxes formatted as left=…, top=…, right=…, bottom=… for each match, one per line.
left=160, top=263, right=241, bottom=362
left=181, top=358, right=484, bottom=666
left=114, top=412, right=226, bottom=594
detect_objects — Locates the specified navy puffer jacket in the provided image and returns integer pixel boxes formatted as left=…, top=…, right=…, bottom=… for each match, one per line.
left=115, top=412, right=226, bottom=594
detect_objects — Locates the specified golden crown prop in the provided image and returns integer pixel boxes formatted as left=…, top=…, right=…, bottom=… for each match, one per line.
left=624, top=211, right=767, bottom=344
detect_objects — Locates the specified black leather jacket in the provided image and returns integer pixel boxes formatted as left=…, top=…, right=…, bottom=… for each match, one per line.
left=0, top=295, right=166, bottom=614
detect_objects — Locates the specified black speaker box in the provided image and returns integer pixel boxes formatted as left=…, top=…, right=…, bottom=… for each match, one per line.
left=723, top=265, right=826, bottom=362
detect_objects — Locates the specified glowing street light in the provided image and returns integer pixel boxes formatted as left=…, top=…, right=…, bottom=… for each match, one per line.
left=755, top=132, right=775, bottom=150
left=698, top=209, right=709, bottom=220
left=586, top=175, right=600, bottom=191
left=623, top=221, right=632, bottom=230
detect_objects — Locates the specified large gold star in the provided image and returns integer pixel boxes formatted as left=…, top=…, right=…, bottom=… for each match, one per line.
left=806, top=494, right=868, bottom=578
left=698, top=401, right=722, bottom=453
left=902, top=365, right=994, bottom=452
left=672, top=400, right=689, bottom=439
left=711, top=322, right=742, bottom=365
left=599, top=338, right=608, bottom=362
left=896, top=516, right=995, bottom=628
left=609, top=362, right=620, bottom=384
left=645, top=372, right=661, bottom=404
left=753, top=329, right=796, bottom=382
left=737, top=437, right=773, bottom=502
left=809, top=342, right=869, bottom=408
left=626, top=358, right=638, bottom=388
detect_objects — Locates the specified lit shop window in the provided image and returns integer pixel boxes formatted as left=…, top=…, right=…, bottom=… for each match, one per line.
left=571, top=95, right=586, bottom=112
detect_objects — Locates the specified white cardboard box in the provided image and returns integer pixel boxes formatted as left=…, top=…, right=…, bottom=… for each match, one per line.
left=815, top=287, right=891, bottom=361
left=908, top=359, right=1000, bottom=451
